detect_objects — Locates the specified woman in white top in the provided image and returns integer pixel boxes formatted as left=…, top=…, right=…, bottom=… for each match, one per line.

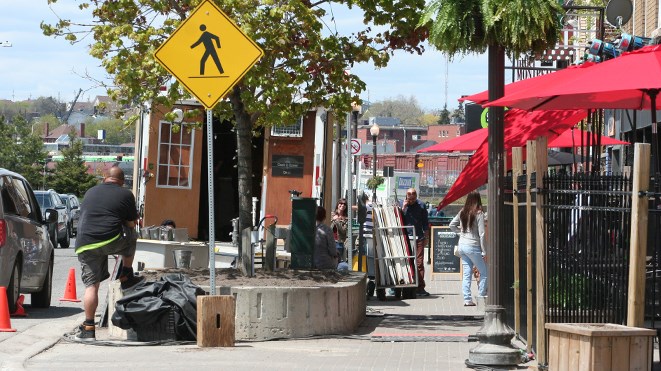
left=449, top=191, right=487, bottom=306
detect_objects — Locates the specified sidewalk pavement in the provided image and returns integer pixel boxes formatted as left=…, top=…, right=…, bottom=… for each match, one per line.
left=7, top=263, right=536, bottom=371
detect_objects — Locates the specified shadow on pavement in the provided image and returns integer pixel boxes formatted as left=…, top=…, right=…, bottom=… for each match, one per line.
left=20, top=306, right=83, bottom=319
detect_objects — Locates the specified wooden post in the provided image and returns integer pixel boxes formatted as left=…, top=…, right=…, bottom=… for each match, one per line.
left=534, top=137, right=548, bottom=365
left=627, top=143, right=651, bottom=327
left=197, top=295, right=236, bottom=347
left=525, top=141, right=534, bottom=353
left=512, top=147, right=523, bottom=336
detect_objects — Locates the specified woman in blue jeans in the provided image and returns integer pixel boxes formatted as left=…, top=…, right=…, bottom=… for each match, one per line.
left=449, top=191, right=487, bottom=306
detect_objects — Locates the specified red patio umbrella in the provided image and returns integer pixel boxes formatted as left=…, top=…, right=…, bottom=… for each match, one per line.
left=485, top=44, right=660, bottom=172
left=459, top=62, right=596, bottom=105
left=417, top=128, right=487, bottom=153
left=548, top=128, right=629, bottom=148
left=486, top=45, right=661, bottom=112
left=437, top=109, right=587, bottom=209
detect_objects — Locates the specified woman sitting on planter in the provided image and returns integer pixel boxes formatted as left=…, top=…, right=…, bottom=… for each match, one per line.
left=314, top=206, right=339, bottom=269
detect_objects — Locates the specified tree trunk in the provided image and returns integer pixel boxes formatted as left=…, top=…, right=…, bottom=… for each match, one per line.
left=230, top=87, right=254, bottom=272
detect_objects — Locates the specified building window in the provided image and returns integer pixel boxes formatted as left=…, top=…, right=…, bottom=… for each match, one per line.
left=271, top=117, right=303, bottom=137
left=156, top=122, right=194, bottom=189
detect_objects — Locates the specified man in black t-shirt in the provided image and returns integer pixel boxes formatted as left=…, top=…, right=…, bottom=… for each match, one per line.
left=73, top=166, right=143, bottom=342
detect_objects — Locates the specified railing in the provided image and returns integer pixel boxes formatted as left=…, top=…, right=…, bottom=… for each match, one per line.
left=543, top=172, right=632, bottom=325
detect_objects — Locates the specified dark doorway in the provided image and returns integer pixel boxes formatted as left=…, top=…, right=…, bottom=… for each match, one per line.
left=197, top=118, right=264, bottom=241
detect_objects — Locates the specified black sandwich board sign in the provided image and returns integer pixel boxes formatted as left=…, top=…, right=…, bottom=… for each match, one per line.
left=431, top=226, right=462, bottom=279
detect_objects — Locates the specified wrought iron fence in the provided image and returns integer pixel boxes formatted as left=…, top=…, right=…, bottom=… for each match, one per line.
left=543, top=172, right=632, bottom=325
left=645, top=186, right=661, bottom=329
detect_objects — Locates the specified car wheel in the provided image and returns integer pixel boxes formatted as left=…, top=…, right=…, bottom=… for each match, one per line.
left=31, top=255, right=53, bottom=308
left=68, top=223, right=74, bottom=238
left=59, top=229, right=70, bottom=249
left=6, top=259, right=21, bottom=313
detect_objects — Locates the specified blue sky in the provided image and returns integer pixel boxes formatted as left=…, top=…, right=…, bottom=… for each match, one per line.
left=0, top=1, right=490, bottom=111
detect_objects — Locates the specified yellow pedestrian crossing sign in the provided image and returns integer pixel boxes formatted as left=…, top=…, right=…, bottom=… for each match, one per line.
left=154, top=0, right=264, bottom=109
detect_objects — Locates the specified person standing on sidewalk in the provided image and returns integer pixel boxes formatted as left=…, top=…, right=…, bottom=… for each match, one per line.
left=331, top=198, right=349, bottom=262
left=449, top=191, right=488, bottom=306
left=73, top=166, right=145, bottom=341
left=402, top=188, right=430, bottom=297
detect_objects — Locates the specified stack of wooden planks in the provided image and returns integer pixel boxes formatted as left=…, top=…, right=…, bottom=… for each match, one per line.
left=372, top=203, right=416, bottom=287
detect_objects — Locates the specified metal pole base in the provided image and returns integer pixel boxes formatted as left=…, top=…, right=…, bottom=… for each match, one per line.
left=468, top=305, right=521, bottom=366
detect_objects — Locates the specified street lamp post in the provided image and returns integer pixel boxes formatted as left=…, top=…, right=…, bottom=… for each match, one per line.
left=370, top=123, right=380, bottom=202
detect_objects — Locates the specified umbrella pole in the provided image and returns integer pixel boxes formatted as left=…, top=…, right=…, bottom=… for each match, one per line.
left=649, top=89, right=660, bottom=178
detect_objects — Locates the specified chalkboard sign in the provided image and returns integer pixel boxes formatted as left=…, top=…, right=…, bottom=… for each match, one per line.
left=431, top=226, right=461, bottom=275
left=272, top=155, right=304, bottom=177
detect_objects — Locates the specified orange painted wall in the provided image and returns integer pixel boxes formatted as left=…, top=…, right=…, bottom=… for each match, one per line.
left=262, top=113, right=316, bottom=226
left=142, top=104, right=204, bottom=238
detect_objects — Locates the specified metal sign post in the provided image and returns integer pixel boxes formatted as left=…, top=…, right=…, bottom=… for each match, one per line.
left=345, top=113, right=353, bottom=268
left=206, top=109, right=216, bottom=294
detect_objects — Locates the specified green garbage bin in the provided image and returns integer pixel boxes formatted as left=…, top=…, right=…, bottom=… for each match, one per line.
left=290, top=198, right=316, bottom=269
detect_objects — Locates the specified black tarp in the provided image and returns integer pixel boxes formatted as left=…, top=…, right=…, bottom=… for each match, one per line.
left=111, top=273, right=205, bottom=341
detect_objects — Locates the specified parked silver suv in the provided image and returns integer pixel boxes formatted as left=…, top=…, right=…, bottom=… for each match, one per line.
left=0, top=169, right=57, bottom=312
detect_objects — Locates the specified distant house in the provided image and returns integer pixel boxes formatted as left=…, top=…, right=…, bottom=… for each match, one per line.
left=92, top=95, right=123, bottom=117
left=42, top=123, right=103, bottom=146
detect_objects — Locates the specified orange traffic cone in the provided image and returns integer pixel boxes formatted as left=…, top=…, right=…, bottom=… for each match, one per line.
left=60, top=268, right=81, bottom=302
left=10, top=295, right=26, bottom=317
left=0, top=286, right=17, bottom=332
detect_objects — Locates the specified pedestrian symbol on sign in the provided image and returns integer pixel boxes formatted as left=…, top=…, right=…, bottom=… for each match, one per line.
left=190, top=24, right=224, bottom=75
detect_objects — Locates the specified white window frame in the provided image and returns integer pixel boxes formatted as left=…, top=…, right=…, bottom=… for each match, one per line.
left=156, top=121, right=195, bottom=189
left=271, top=117, right=304, bottom=137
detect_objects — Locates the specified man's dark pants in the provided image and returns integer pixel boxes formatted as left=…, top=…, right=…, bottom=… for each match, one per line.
left=415, top=238, right=426, bottom=290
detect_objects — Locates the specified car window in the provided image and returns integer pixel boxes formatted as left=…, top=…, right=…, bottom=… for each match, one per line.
left=0, top=177, right=18, bottom=216
left=35, top=192, right=51, bottom=208
left=50, top=192, right=62, bottom=207
left=59, top=195, right=71, bottom=209
left=10, top=177, right=35, bottom=219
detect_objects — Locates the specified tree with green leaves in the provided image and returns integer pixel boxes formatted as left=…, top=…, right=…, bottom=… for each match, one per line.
left=49, top=133, right=98, bottom=197
left=85, top=117, right=135, bottom=145
left=42, top=0, right=429, bottom=267
left=451, top=101, right=465, bottom=123
left=437, top=103, right=451, bottom=125
left=0, top=115, right=48, bottom=188
left=366, top=95, right=426, bottom=126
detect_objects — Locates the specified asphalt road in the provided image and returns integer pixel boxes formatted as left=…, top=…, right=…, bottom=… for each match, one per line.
left=0, top=239, right=115, bottom=337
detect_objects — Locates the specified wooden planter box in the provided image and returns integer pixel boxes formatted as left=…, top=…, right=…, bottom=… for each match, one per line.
left=546, top=323, right=655, bottom=371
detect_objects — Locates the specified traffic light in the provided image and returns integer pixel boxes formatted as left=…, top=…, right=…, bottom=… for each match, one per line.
left=416, top=159, right=424, bottom=168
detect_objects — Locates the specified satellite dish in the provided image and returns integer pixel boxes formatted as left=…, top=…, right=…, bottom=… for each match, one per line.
left=605, top=0, right=633, bottom=28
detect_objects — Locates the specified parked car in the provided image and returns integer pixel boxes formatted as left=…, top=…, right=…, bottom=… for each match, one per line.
left=34, top=189, right=70, bottom=249
left=0, top=169, right=57, bottom=312
left=59, top=193, right=80, bottom=238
